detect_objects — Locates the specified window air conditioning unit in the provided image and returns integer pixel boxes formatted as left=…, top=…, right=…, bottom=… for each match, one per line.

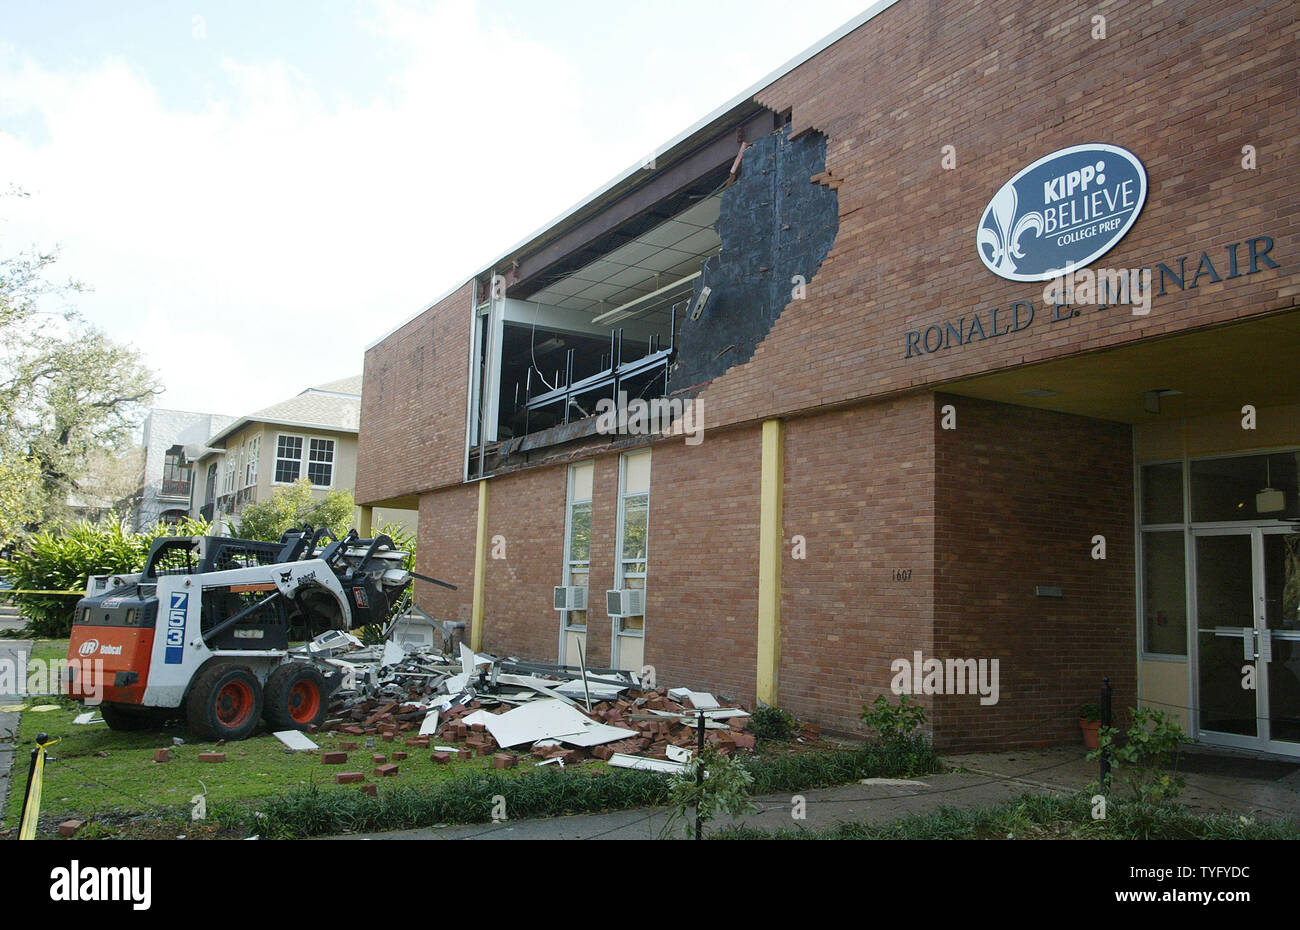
left=553, top=585, right=588, bottom=611
left=606, top=588, right=646, bottom=618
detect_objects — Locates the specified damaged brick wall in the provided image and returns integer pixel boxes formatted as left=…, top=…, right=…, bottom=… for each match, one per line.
left=670, top=125, right=839, bottom=394
left=931, top=395, right=1135, bottom=752
left=687, top=0, right=1298, bottom=432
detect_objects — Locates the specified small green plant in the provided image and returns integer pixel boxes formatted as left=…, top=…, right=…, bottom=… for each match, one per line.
left=748, top=704, right=798, bottom=741
left=1088, top=706, right=1186, bottom=802
left=860, top=694, right=927, bottom=747
left=1079, top=703, right=1101, bottom=722
left=660, top=744, right=756, bottom=839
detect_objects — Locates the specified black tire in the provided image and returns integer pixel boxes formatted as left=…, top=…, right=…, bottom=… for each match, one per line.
left=185, top=663, right=263, bottom=741
left=263, top=664, right=329, bottom=732
left=99, top=702, right=164, bottom=731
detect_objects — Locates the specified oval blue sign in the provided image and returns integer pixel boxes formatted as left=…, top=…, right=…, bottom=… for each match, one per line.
left=977, top=143, right=1147, bottom=282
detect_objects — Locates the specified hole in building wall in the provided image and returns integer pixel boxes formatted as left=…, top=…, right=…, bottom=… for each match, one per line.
left=468, top=120, right=839, bottom=465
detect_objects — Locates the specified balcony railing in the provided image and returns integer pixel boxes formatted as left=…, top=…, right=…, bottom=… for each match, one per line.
left=160, top=479, right=192, bottom=499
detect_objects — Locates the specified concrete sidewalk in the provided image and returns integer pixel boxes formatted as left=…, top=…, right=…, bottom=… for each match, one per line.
left=952, top=746, right=1300, bottom=817
left=330, top=769, right=1050, bottom=840
left=329, top=745, right=1300, bottom=841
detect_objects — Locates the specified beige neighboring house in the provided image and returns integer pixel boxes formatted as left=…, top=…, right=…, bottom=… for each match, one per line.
left=187, top=376, right=415, bottom=536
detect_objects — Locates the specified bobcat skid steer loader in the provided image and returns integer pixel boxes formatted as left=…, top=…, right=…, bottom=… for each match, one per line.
left=65, top=526, right=433, bottom=740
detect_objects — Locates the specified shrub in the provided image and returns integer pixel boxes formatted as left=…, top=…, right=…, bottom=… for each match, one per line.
left=660, top=744, right=757, bottom=838
left=234, top=479, right=355, bottom=542
left=860, top=694, right=927, bottom=747
left=748, top=704, right=798, bottom=741
left=1088, top=706, right=1186, bottom=802
left=0, top=515, right=210, bottom=636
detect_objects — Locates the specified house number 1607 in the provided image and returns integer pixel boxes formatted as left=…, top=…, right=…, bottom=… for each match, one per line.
left=892, top=569, right=912, bottom=581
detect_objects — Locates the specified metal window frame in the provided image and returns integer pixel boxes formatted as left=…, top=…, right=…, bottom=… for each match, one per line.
left=612, top=450, right=651, bottom=662
left=558, top=460, right=594, bottom=660
left=1136, top=443, right=1300, bottom=751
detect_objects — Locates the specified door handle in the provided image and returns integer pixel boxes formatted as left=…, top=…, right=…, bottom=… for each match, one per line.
left=1259, top=631, right=1273, bottom=663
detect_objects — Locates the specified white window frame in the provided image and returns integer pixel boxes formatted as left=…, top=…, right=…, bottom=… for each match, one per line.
left=221, top=453, right=236, bottom=495
left=244, top=434, right=260, bottom=488
left=272, top=433, right=337, bottom=489
left=613, top=450, right=650, bottom=639
left=560, top=461, right=593, bottom=638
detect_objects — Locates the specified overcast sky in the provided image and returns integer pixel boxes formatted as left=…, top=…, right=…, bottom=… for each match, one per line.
left=0, top=0, right=868, bottom=416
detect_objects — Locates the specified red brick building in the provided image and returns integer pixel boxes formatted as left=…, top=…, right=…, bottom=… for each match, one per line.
left=357, top=0, right=1300, bottom=754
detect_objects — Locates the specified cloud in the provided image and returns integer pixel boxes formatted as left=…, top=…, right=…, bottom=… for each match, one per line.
left=0, top=0, right=659, bottom=414
left=0, top=0, right=869, bottom=416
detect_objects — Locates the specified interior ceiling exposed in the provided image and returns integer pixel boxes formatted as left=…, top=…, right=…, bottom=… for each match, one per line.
left=523, top=193, right=723, bottom=330
left=942, top=308, right=1300, bottom=423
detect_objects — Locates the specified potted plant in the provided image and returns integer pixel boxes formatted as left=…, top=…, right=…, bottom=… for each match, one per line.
left=1079, top=703, right=1102, bottom=750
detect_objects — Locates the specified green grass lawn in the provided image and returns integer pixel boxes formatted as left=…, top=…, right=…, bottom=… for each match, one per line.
left=3, top=639, right=940, bottom=840
left=2, top=638, right=606, bottom=836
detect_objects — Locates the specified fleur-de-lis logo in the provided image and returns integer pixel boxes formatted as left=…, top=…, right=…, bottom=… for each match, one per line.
left=977, top=184, right=1044, bottom=275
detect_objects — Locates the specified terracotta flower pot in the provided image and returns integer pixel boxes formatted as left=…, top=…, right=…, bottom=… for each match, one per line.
left=1079, top=718, right=1100, bottom=750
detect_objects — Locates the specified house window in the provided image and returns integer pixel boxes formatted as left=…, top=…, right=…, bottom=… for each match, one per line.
left=274, top=434, right=336, bottom=487
left=161, top=445, right=191, bottom=498
left=275, top=435, right=303, bottom=483
left=222, top=454, right=237, bottom=495
left=307, top=438, right=335, bottom=487
left=244, top=435, right=259, bottom=488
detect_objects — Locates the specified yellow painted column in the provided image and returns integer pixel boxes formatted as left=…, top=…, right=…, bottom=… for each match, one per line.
left=471, top=478, right=490, bottom=652
left=756, top=419, right=784, bottom=706
left=358, top=505, right=373, bottom=537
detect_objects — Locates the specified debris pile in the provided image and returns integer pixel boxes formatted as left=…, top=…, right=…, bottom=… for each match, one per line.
left=301, top=634, right=753, bottom=773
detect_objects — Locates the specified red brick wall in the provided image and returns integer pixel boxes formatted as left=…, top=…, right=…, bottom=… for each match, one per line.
left=412, top=391, right=1137, bottom=751
left=642, top=427, right=762, bottom=707
left=358, top=281, right=473, bottom=505
left=414, top=482, right=478, bottom=629
left=931, top=394, right=1136, bottom=752
left=691, top=0, right=1299, bottom=431
left=479, top=464, right=568, bottom=661
left=779, top=394, right=936, bottom=736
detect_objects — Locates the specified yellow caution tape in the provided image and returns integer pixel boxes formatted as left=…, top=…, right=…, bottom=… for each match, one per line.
left=18, top=737, right=59, bottom=841
left=2, top=590, right=83, bottom=595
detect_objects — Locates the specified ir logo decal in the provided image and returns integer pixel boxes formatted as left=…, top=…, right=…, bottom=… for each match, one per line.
left=78, top=639, right=100, bottom=657
left=977, top=143, right=1147, bottom=282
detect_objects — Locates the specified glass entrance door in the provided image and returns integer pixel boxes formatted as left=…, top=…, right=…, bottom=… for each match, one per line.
left=1193, top=528, right=1300, bottom=756
left=1194, top=532, right=1257, bottom=743
left=1262, top=530, right=1300, bottom=748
